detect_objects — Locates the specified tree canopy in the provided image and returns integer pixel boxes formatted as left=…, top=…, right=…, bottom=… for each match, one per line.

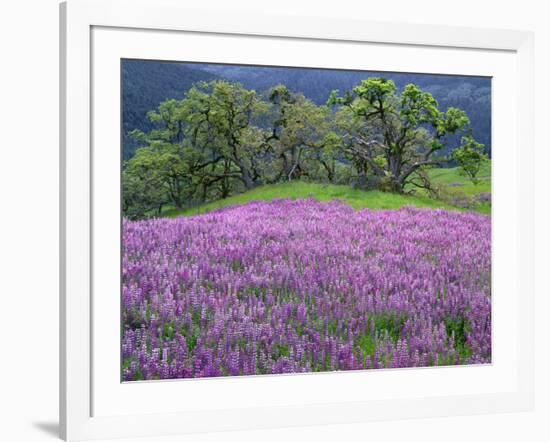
left=328, top=78, right=473, bottom=192
left=123, top=78, right=485, bottom=219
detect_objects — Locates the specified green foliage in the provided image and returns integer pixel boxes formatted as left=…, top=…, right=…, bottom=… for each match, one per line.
left=123, top=80, right=272, bottom=218
left=266, top=85, right=338, bottom=183
left=355, top=333, right=376, bottom=361
left=353, top=77, right=397, bottom=106
left=163, top=322, right=176, bottom=341
left=122, top=76, right=487, bottom=219
left=180, top=320, right=200, bottom=355
left=371, top=313, right=408, bottom=343
left=273, top=343, right=290, bottom=359
left=330, top=77, right=478, bottom=193
left=438, top=107, right=470, bottom=136
left=453, top=136, right=489, bottom=185
left=400, top=83, right=441, bottom=126
left=444, top=315, right=473, bottom=360
left=124, top=61, right=493, bottom=160
left=122, top=147, right=170, bottom=219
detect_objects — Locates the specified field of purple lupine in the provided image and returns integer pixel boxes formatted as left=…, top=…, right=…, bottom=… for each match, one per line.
left=122, top=199, right=491, bottom=381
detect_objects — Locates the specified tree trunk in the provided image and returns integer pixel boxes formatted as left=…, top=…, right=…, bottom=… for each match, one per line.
left=390, top=176, right=404, bottom=193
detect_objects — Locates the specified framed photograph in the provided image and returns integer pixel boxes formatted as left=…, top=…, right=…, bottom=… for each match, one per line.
left=60, top=0, right=534, bottom=440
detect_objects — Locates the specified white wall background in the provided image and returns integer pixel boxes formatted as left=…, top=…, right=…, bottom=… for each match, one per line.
left=0, top=1, right=547, bottom=441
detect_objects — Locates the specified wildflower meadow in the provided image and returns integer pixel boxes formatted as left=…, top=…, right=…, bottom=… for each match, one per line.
left=122, top=199, right=491, bottom=381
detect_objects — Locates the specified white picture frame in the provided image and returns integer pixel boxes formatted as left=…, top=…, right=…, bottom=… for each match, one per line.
left=60, top=0, right=534, bottom=440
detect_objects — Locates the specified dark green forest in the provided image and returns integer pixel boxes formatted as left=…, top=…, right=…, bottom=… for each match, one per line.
left=122, top=61, right=489, bottom=219
left=123, top=61, right=491, bottom=161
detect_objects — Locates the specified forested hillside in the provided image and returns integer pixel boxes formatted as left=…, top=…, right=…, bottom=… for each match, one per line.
left=122, top=74, right=489, bottom=219
left=122, top=60, right=491, bottom=160
left=122, top=61, right=219, bottom=160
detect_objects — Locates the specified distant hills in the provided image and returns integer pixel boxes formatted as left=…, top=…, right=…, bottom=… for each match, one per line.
left=122, top=60, right=491, bottom=161
left=122, top=61, right=218, bottom=160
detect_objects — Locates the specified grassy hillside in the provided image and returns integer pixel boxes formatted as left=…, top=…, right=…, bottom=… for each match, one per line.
left=160, top=163, right=491, bottom=219
left=427, top=162, right=490, bottom=194
left=412, top=162, right=491, bottom=214
left=163, top=181, right=463, bottom=218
